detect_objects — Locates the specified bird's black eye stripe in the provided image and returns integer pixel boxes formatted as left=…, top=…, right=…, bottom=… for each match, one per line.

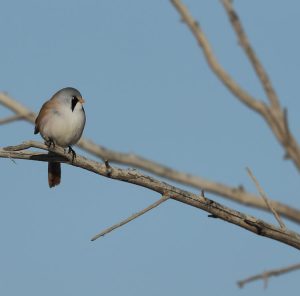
left=71, top=96, right=78, bottom=112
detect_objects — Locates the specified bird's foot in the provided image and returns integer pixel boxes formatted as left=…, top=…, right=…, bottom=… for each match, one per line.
left=45, top=139, right=55, bottom=148
left=68, top=146, right=76, bottom=162
left=104, top=159, right=112, bottom=177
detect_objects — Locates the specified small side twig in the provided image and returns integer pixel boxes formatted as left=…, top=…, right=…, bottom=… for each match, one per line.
left=0, top=114, right=25, bottom=125
left=237, top=262, right=300, bottom=288
left=170, top=0, right=266, bottom=115
left=283, top=108, right=291, bottom=148
left=246, top=167, right=286, bottom=230
left=91, top=194, right=170, bottom=241
left=221, top=0, right=280, bottom=110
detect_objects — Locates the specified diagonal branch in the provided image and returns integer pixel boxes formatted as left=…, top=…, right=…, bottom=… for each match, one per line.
left=2, top=141, right=300, bottom=251
left=221, top=0, right=281, bottom=110
left=91, top=194, right=169, bottom=241
left=170, top=0, right=267, bottom=115
left=246, top=167, right=286, bottom=230
left=1, top=92, right=300, bottom=224
left=220, top=0, right=300, bottom=171
left=170, top=0, right=300, bottom=171
left=237, top=262, right=300, bottom=288
left=0, top=114, right=25, bottom=125
left=0, top=93, right=36, bottom=122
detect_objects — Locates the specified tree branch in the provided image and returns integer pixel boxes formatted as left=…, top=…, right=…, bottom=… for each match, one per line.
left=1, top=92, right=300, bottom=224
left=170, top=0, right=267, bottom=115
left=0, top=114, right=25, bottom=125
left=170, top=0, right=300, bottom=171
left=2, top=141, right=300, bottom=250
left=91, top=194, right=169, bottom=241
left=246, top=167, right=286, bottom=230
left=221, top=0, right=281, bottom=110
left=237, top=262, right=300, bottom=288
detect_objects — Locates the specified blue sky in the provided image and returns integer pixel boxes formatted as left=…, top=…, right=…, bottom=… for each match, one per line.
left=1, top=1, right=300, bottom=295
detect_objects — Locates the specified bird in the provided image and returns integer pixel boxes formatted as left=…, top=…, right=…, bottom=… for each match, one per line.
left=34, top=87, right=86, bottom=188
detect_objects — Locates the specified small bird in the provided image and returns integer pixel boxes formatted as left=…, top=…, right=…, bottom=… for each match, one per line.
left=34, top=87, right=86, bottom=188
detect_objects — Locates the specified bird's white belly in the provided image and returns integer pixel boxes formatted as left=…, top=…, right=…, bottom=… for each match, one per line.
left=40, top=105, right=85, bottom=147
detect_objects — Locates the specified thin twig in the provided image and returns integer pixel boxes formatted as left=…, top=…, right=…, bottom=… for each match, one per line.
left=1, top=92, right=300, bottom=224
left=170, top=1, right=300, bottom=171
left=220, top=0, right=300, bottom=168
left=246, top=167, right=286, bottom=230
left=170, top=0, right=266, bottom=115
left=1, top=141, right=300, bottom=250
left=237, top=262, right=300, bottom=288
left=283, top=108, right=292, bottom=149
left=91, top=195, right=169, bottom=241
left=221, top=0, right=281, bottom=110
left=0, top=114, right=25, bottom=125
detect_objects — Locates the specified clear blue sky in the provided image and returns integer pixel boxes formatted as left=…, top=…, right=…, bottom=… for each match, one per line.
left=1, top=1, right=300, bottom=295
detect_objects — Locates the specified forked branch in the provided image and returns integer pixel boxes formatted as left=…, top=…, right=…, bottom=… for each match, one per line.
left=170, top=0, right=300, bottom=170
left=170, top=0, right=266, bottom=114
left=237, top=262, right=300, bottom=288
left=221, top=0, right=280, bottom=110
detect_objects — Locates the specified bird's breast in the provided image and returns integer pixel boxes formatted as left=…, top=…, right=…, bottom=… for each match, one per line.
left=39, top=105, right=85, bottom=147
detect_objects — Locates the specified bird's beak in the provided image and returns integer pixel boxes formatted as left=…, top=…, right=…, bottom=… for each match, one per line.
left=79, top=97, right=85, bottom=104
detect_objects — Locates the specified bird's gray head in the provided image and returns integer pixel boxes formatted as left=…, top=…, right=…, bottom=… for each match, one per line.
left=52, top=87, right=85, bottom=111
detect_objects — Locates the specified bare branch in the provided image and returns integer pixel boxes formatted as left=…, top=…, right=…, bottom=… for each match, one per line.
left=91, top=195, right=169, bottom=241
left=0, top=114, right=25, bottom=125
left=1, top=141, right=300, bottom=250
left=237, top=262, right=300, bottom=288
left=246, top=167, right=286, bottom=230
left=220, top=0, right=300, bottom=170
left=170, top=0, right=267, bottom=115
left=170, top=0, right=300, bottom=171
left=0, top=93, right=36, bottom=122
left=221, top=0, right=281, bottom=109
left=1, top=92, right=300, bottom=224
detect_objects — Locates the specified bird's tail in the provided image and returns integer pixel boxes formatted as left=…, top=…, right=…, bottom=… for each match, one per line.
left=48, top=161, right=61, bottom=188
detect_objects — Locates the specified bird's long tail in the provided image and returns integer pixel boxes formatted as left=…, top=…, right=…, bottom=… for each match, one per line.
left=48, top=160, right=61, bottom=188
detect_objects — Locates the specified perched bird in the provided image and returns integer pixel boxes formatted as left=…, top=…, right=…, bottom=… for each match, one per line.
left=34, top=87, right=86, bottom=188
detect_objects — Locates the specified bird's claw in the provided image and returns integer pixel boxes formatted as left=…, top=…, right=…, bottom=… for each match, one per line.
left=45, top=139, right=55, bottom=148
left=68, top=146, right=76, bottom=162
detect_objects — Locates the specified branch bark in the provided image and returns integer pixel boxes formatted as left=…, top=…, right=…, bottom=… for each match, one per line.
left=221, top=0, right=281, bottom=110
left=2, top=141, right=300, bottom=251
left=170, top=0, right=266, bottom=114
left=1, top=92, right=300, bottom=224
left=237, top=262, right=300, bottom=288
left=246, top=167, right=286, bottom=230
left=0, top=114, right=25, bottom=125
left=170, top=0, right=300, bottom=171
left=91, top=194, right=169, bottom=241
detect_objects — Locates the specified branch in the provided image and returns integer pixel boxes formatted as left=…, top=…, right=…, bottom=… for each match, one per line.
left=0, top=92, right=36, bottom=121
left=221, top=0, right=280, bottom=110
left=2, top=141, right=300, bottom=251
left=246, top=168, right=286, bottom=230
left=0, top=114, right=25, bottom=125
left=170, top=0, right=266, bottom=115
left=1, top=93, right=300, bottom=225
left=91, top=194, right=169, bottom=241
left=237, top=262, right=300, bottom=288
left=170, top=0, right=300, bottom=171
left=220, top=0, right=300, bottom=170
